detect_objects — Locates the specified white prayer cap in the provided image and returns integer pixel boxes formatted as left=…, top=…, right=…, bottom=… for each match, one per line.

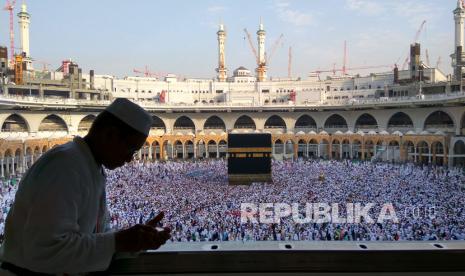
left=105, top=98, right=153, bottom=136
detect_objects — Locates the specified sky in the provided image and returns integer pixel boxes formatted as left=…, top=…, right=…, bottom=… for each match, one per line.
left=0, top=0, right=457, bottom=78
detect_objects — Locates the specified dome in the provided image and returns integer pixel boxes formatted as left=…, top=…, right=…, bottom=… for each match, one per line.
left=319, top=130, right=328, bottom=135
left=187, top=132, right=195, bottom=136
left=379, top=130, right=389, bottom=135
left=434, top=130, right=445, bottom=136
left=345, top=130, right=354, bottom=135
left=405, top=130, right=416, bottom=135
left=209, top=131, right=216, bottom=136
left=356, top=130, right=365, bottom=136
left=334, top=130, right=343, bottom=135
left=308, top=130, right=317, bottom=135
left=392, top=130, right=403, bottom=136
left=296, top=131, right=305, bottom=135
left=175, top=132, right=183, bottom=136
left=287, top=130, right=294, bottom=135
left=198, top=131, right=205, bottom=136
left=368, top=130, right=377, bottom=135
left=419, top=130, right=430, bottom=135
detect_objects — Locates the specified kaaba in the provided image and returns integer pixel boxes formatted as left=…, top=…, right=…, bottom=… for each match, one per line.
left=227, top=133, right=272, bottom=185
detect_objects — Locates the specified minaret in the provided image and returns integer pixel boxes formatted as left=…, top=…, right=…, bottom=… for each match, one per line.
left=17, top=2, right=31, bottom=57
left=17, top=2, right=32, bottom=70
left=452, top=0, right=465, bottom=79
left=216, top=23, right=227, bottom=82
left=256, top=20, right=267, bottom=82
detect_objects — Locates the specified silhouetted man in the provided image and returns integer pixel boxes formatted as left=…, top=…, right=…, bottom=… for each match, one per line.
left=0, top=98, right=171, bottom=275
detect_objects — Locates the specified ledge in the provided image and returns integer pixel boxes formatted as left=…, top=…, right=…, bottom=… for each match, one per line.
left=108, top=241, right=465, bottom=274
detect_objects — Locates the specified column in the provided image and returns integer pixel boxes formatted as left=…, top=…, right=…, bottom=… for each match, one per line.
left=428, top=146, right=432, bottom=164
left=216, top=144, right=219, bottom=158
left=171, top=143, right=174, bottom=159
left=148, top=145, right=153, bottom=160
left=329, top=143, right=332, bottom=160
left=1, top=158, right=4, bottom=178
left=11, top=156, right=15, bottom=176
left=305, top=143, right=308, bottom=158
left=194, top=142, right=197, bottom=158
left=339, top=144, right=343, bottom=160
left=182, top=143, right=186, bottom=159
left=317, top=143, right=320, bottom=158
left=414, top=147, right=417, bottom=163
left=361, top=143, right=365, bottom=160
left=350, top=143, right=353, bottom=159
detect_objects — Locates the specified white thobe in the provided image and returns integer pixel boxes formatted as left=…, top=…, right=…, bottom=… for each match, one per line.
left=0, top=136, right=115, bottom=274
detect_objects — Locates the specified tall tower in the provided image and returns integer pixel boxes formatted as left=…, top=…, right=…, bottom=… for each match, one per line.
left=216, top=24, right=227, bottom=82
left=256, top=20, right=267, bottom=82
left=17, top=2, right=32, bottom=70
left=18, top=3, right=31, bottom=57
left=452, top=0, right=465, bottom=80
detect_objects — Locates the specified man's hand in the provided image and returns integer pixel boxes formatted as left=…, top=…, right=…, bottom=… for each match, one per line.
left=114, top=212, right=171, bottom=252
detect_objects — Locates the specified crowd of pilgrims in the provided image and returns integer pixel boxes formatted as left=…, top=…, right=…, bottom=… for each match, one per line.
left=1, top=159, right=465, bottom=244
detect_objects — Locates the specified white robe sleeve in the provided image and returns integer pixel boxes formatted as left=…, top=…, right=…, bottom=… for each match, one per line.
left=20, top=167, right=115, bottom=274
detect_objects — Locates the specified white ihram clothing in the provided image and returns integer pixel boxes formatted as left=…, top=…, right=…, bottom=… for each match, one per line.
left=0, top=136, right=115, bottom=274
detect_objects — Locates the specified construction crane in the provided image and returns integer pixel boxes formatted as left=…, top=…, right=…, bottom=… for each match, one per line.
left=401, top=20, right=427, bottom=70
left=243, top=28, right=258, bottom=64
left=266, top=33, right=284, bottom=65
left=288, top=46, right=292, bottom=78
left=342, top=41, right=348, bottom=75
left=3, top=0, right=16, bottom=68
left=133, top=65, right=162, bottom=78
left=309, top=64, right=393, bottom=76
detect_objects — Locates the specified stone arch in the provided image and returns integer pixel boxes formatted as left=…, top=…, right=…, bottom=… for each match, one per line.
left=204, top=115, right=226, bottom=130
left=1, top=114, right=29, bottom=132
left=39, top=114, right=68, bottom=132
left=151, top=115, right=166, bottom=132
left=431, top=141, right=445, bottom=166
left=295, top=115, right=317, bottom=131
left=285, top=140, right=294, bottom=157
left=424, top=110, right=454, bottom=132
left=355, top=113, right=378, bottom=130
left=308, top=138, right=319, bottom=158
left=185, top=140, right=194, bottom=158
left=274, top=139, right=284, bottom=155
left=331, top=139, right=341, bottom=159
left=151, top=140, right=161, bottom=159
left=365, top=140, right=375, bottom=160
left=207, top=140, right=217, bottom=158
left=352, top=139, right=362, bottom=160
left=387, top=112, right=413, bottom=130
left=234, top=115, right=256, bottom=130
left=324, top=114, right=348, bottom=130
left=264, top=115, right=287, bottom=131
left=174, top=140, right=184, bottom=158
left=78, top=114, right=96, bottom=132
left=417, top=140, right=429, bottom=164
left=173, top=116, right=195, bottom=132
left=341, top=139, right=351, bottom=159
left=218, top=140, right=227, bottom=158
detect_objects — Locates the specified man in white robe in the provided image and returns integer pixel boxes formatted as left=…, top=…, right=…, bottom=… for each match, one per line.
left=0, top=98, right=171, bottom=275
